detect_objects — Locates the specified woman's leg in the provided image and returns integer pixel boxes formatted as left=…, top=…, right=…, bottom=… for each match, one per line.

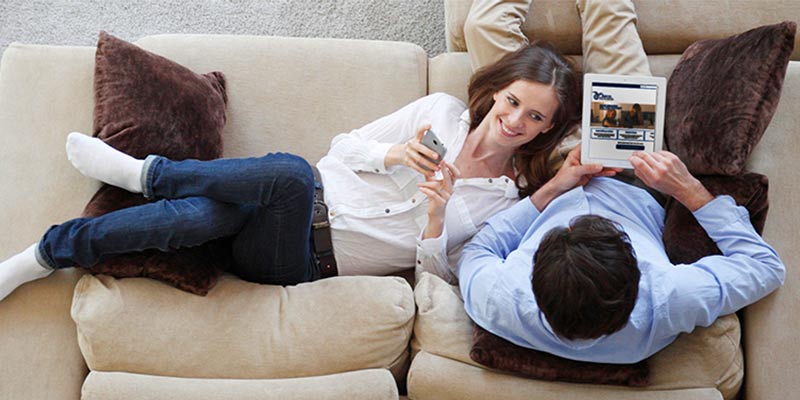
left=37, top=196, right=250, bottom=270
left=146, top=152, right=320, bottom=285
left=63, top=132, right=318, bottom=285
left=66, top=132, right=316, bottom=208
left=226, top=159, right=319, bottom=285
left=144, top=152, right=314, bottom=206
left=0, top=196, right=248, bottom=302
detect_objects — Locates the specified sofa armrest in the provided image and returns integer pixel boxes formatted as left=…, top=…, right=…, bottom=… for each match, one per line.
left=742, top=61, right=800, bottom=400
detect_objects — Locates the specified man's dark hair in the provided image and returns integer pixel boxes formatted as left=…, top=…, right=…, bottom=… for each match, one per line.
left=532, top=215, right=640, bottom=340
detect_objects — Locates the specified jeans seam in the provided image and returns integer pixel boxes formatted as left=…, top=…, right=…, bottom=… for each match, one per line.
left=34, top=242, right=56, bottom=270
left=141, top=155, right=159, bottom=199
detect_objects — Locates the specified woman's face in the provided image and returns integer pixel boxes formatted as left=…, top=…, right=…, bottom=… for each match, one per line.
left=486, top=80, right=558, bottom=149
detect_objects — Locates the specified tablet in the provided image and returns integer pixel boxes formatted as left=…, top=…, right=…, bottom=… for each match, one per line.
left=581, top=73, right=667, bottom=169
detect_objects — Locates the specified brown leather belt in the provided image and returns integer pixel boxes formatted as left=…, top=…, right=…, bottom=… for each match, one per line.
left=311, top=166, right=338, bottom=279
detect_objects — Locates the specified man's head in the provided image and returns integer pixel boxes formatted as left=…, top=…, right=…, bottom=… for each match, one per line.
left=532, top=215, right=640, bottom=340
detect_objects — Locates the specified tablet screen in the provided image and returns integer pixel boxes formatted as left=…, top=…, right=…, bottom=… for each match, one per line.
left=587, top=81, right=659, bottom=161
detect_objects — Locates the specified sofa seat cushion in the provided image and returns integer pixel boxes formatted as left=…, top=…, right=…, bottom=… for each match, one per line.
left=412, top=273, right=742, bottom=400
left=71, top=274, right=414, bottom=380
left=408, top=351, right=723, bottom=400
left=81, top=370, right=398, bottom=400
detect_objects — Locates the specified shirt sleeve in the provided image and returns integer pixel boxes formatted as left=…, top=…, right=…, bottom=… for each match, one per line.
left=415, top=226, right=457, bottom=284
left=325, top=94, right=444, bottom=174
left=662, top=195, right=785, bottom=333
left=464, top=0, right=531, bottom=71
left=458, top=198, right=540, bottom=322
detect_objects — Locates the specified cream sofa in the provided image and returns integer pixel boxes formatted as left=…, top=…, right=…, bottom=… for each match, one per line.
left=1, top=1, right=799, bottom=399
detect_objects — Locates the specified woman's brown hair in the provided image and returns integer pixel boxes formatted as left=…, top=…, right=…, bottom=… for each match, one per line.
left=467, top=41, right=580, bottom=197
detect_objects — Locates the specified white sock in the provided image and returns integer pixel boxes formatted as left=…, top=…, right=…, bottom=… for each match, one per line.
left=0, top=244, right=53, bottom=302
left=66, top=132, right=144, bottom=193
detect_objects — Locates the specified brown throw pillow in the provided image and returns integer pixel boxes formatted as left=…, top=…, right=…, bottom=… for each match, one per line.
left=470, top=324, right=649, bottom=387
left=81, top=32, right=229, bottom=295
left=663, top=173, right=769, bottom=265
left=665, top=21, right=796, bottom=176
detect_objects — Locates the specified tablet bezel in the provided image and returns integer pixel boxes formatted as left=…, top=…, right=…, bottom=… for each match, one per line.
left=580, top=73, right=667, bottom=169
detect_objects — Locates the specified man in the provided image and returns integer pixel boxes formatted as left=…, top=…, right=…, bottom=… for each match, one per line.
left=457, top=148, right=785, bottom=363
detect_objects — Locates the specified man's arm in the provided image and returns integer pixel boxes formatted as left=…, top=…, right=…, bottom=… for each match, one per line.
left=630, top=151, right=785, bottom=330
left=458, top=197, right=540, bottom=323
left=630, top=151, right=713, bottom=211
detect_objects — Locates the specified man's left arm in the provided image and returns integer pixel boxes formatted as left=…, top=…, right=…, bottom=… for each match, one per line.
left=631, top=151, right=785, bottom=330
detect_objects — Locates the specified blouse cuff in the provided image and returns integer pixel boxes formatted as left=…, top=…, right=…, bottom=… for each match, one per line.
left=367, top=142, right=395, bottom=174
left=417, top=226, right=448, bottom=257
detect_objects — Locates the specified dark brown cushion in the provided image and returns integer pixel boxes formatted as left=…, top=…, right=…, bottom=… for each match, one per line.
left=665, top=21, right=796, bottom=176
left=470, top=324, right=649, bottom=387
left=81, top=32, right=229, bottom=295
left=663, top=173, right=769, bottom=265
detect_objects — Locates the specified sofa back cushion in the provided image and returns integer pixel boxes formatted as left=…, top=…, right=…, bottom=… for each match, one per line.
left=134, top=34, right=427, bottom=163
left=71, top=274, right=414, bottom=380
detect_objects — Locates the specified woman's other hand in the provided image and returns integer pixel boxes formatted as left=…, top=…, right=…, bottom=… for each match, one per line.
left=418, top=162, right=461, bottom=239
left=385, top=124, right=443, bottom=177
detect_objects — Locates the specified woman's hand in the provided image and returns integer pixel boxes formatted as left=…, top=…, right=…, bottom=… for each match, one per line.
left=530, top=144, right=621, bottom=211
left=630, top=150, right=713, bottom=211
left=385, top=124, right=443, bottom=178
left=418, top=162, right=461, bottom=239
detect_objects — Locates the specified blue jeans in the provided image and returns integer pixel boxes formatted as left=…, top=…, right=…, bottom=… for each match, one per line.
left=36, top=153, right=319, bottom=285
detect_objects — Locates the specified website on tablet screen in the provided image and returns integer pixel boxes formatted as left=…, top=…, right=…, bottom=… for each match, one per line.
left=588, top=82, right=659, bottom=160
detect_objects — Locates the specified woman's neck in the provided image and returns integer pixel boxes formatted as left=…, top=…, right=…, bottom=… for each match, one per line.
left=456, top=127, right=516, bottom=179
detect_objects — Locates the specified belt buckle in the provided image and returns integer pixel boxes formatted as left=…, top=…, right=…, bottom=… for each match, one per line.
left=312, top=200, right=330, bottom=230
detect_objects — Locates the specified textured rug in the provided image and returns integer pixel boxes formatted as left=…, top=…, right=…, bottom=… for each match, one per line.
left=0, top=0, right=447, bottom=58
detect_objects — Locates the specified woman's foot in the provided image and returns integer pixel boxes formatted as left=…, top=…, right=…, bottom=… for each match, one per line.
left=66, top=132, right=144, bottom=193
left=0, top=244, right=52, bottom=302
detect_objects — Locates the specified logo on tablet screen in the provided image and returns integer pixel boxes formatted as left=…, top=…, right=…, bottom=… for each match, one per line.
left=592, top=91, right=614, bottom=101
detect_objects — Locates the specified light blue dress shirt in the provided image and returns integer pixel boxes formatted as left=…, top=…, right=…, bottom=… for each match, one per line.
left=458, top=177, right=785, bottom=364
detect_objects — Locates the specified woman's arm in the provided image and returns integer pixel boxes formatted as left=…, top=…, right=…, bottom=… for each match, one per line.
left=414, top=162, right=460, bottom=282
left=325, top=94, right=443, bottom=174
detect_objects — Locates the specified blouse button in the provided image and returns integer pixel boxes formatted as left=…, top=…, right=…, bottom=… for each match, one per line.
left=385, top=208, right=390, bottom=214
left=417, top=260, right=421, bottom=265
left=329, top=211, right=335, bottom=217
left=412, top=198, right=416, bottom=203
left=488, top=178, right=493, bottom=183
left=505, top=178, right=509, bottom=183
left=374, top=168, right=380, bottom=173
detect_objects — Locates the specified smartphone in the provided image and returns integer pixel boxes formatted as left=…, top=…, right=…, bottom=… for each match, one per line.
left=420, top=129, right=447, bottom=165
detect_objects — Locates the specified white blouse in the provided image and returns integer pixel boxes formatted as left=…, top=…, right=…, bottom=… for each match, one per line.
left=316, top=93, right=520, bottom=282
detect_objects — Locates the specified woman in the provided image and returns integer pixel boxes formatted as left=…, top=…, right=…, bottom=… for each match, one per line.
left=602, top=109, right=618, bottom=127
left=623, top=103, right=643, bottom=128
left=0, top=41, right=605, bottom=300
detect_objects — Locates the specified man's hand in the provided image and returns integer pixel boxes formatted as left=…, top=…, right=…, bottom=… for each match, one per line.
left=630, top=151, right=713, bottom=211
left=530, top=144, right=621, bottom=211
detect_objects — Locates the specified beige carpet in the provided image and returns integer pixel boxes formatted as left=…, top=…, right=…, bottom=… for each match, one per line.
left=0, top=0, right=446, bottom=58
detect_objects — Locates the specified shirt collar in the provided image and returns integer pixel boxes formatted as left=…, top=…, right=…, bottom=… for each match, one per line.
left=538, top=311, right=605, bottom=350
